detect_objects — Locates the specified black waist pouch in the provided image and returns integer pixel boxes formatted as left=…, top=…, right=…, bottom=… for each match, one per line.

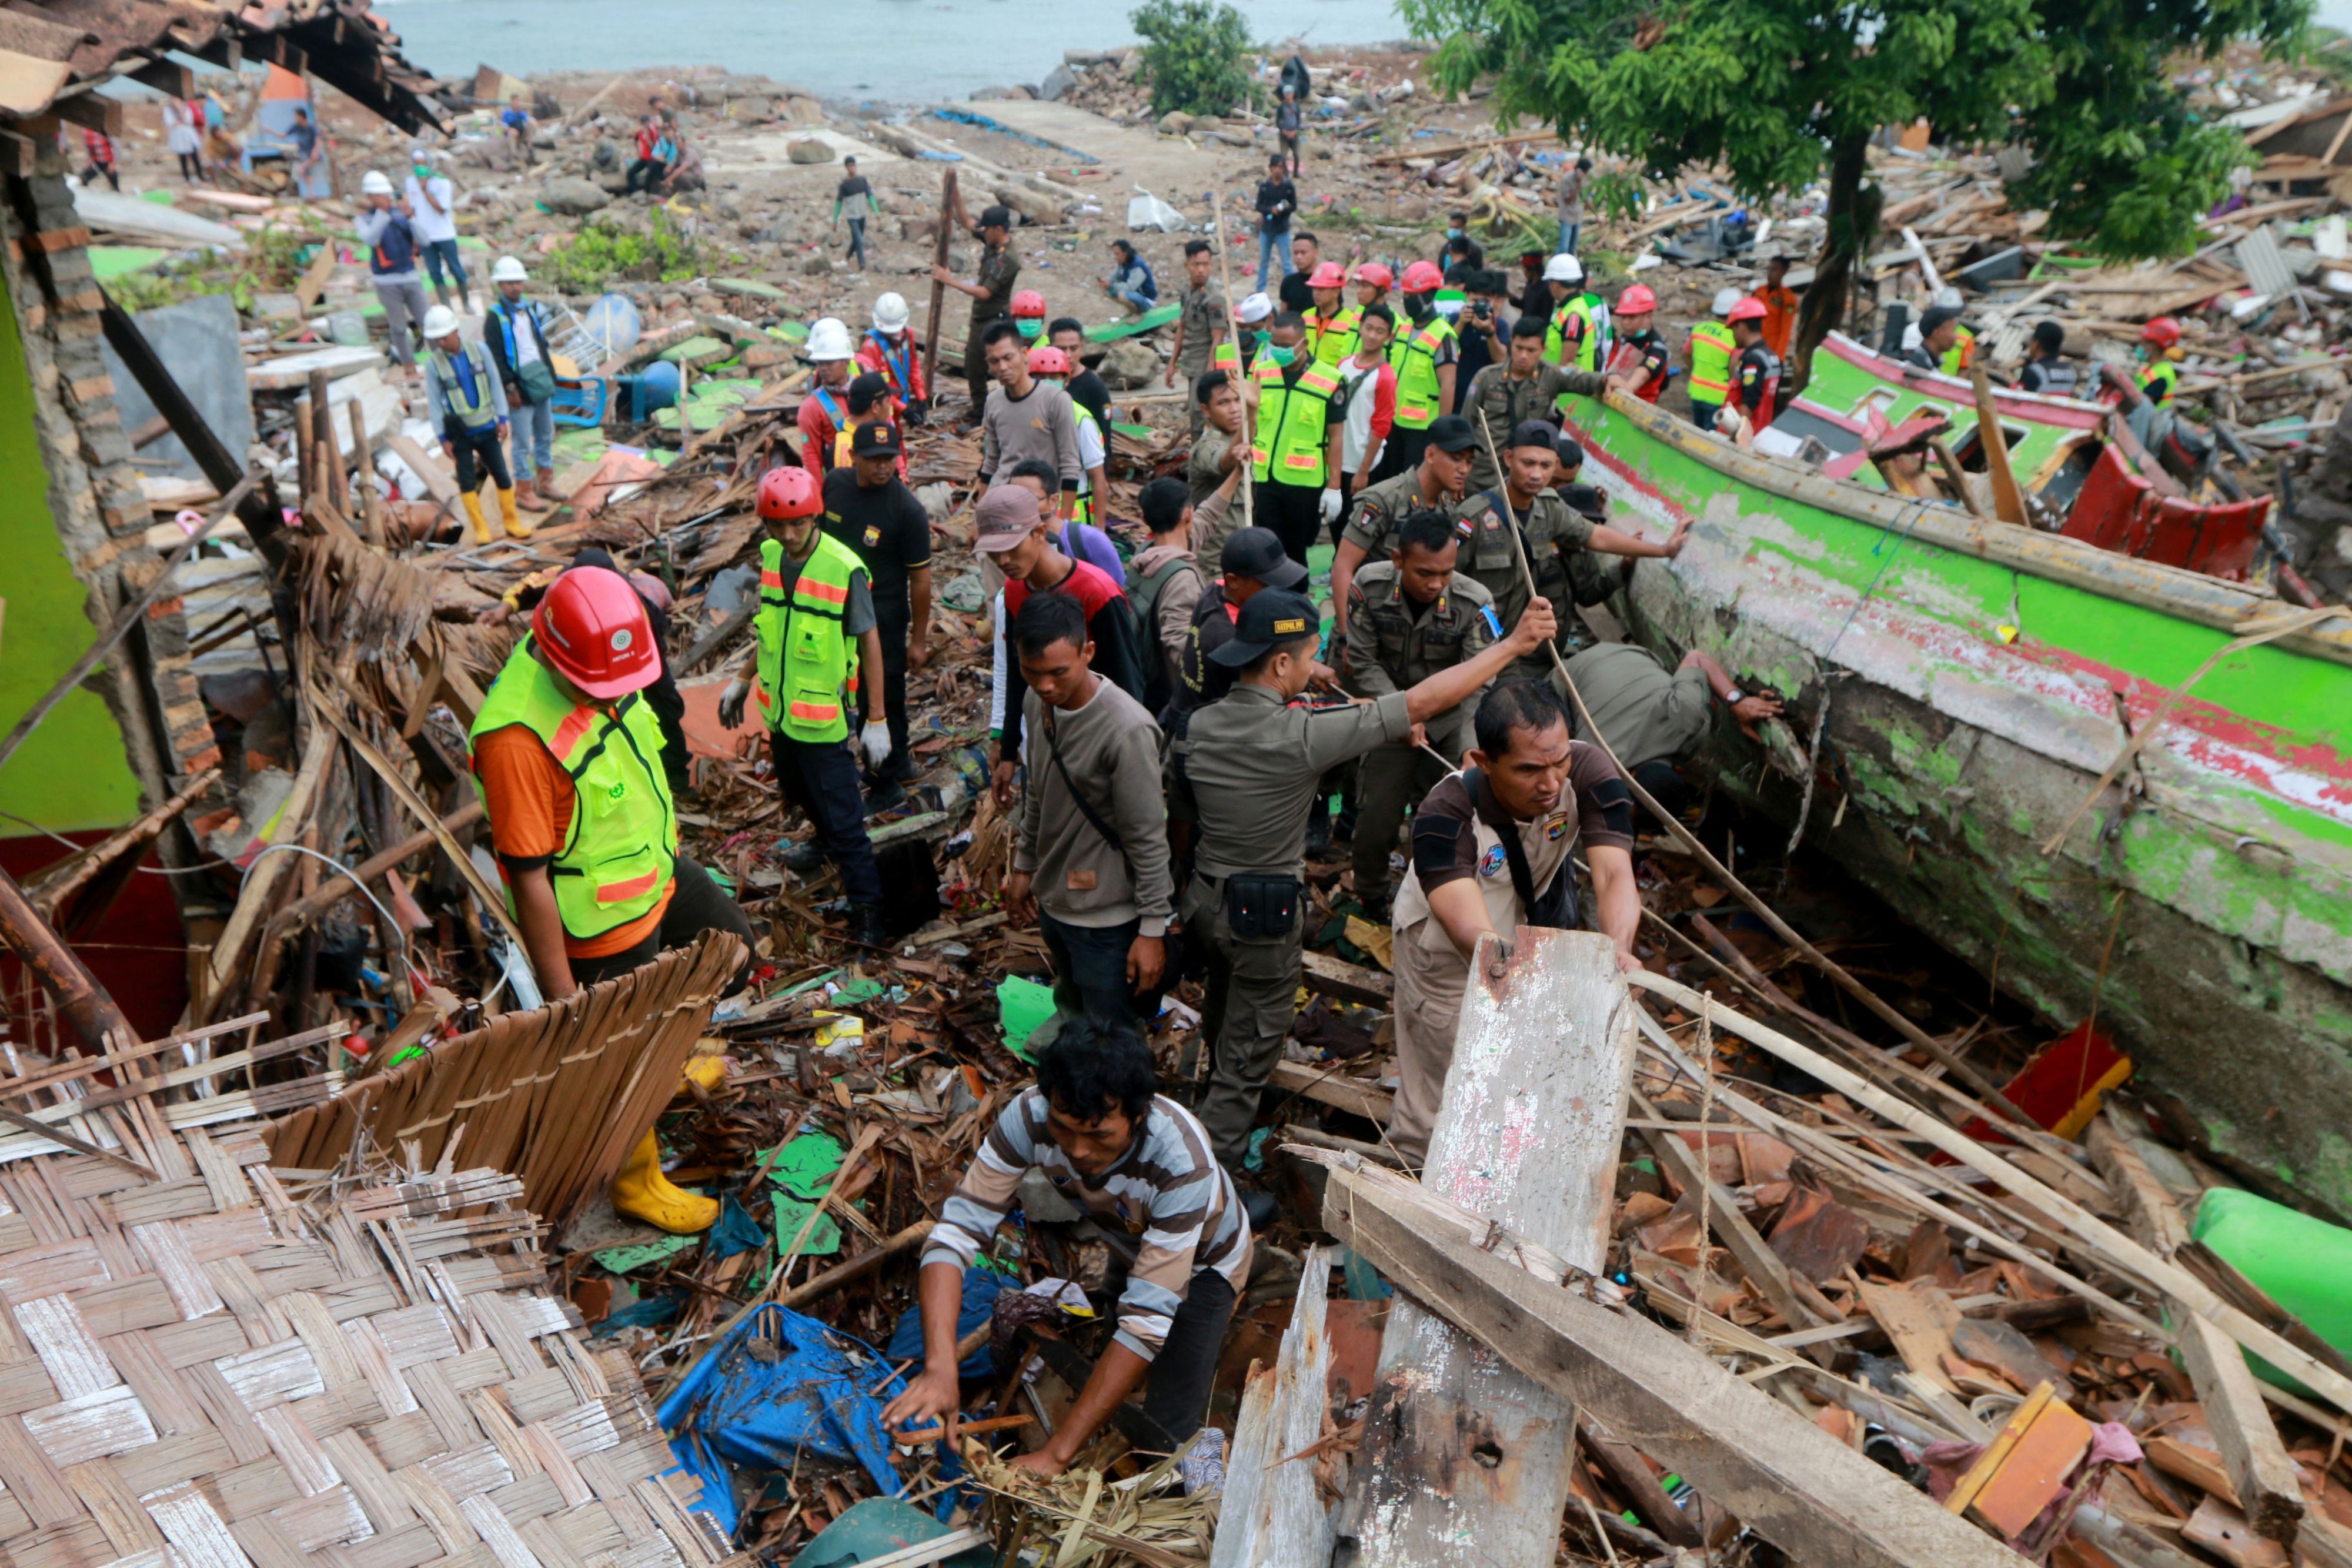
left=1223, top=873, right=1303, bottom=939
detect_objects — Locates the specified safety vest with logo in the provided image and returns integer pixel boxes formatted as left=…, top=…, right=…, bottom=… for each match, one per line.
left=1388, top=315, right=1456, bottom=430
left=1939, top=324, right=1977, bottom=377
left=467, top=637, right=676, bottom=943
left=1547, top=295, right=1605, bottom=373
left=2139, top=359, right=2178, bottom=404
left=1687, top=322, right=1735, bottom=404
left=1071, top=401, right=1104, bottom=524
left=1251, top=355, right=1341, bottom=487
left=432, top=346, right=499, bottom=433
left=754, top=532, right=865, bottom=741
left=1307, top=304, right=1361, bottom=366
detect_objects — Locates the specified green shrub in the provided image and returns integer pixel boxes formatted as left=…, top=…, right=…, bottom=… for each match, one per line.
left=540, top=209, right=700, bottom=294
left=1131, top=0, right=1254, bottom=117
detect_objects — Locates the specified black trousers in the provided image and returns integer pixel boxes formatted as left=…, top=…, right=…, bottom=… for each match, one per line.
left=1141, top=1269, right=1238, bottom=1445
left=1372, top=424, right=1431, bottom=484
left=873, top=597, right=914, bottom=778
left=571, top=855, right=757, bottom=991
left=624, top=158, right=664, bottom=193
left=769, top=731, right=884, bottom=906
left=1251, top=479, right=1324, bottom=569
left=450, top=426, right=512, bottom=496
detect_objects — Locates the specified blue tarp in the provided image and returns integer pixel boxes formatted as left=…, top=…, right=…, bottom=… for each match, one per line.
left=885, top=1268, right=1002, bottom=1380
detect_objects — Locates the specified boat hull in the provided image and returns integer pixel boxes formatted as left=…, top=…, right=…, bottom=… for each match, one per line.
left=1563, top=392, right=2352, bottom=1218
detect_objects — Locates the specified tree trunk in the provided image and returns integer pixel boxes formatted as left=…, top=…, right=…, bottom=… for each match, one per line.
left=1791, top=131, right=1877, bottom=394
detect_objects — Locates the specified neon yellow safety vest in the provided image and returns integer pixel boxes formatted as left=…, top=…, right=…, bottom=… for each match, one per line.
left=1250, top=355, right=1341, bottom=488
left=1388, top=315, right=1456, bottom=430
left=431, top=346, right=499, bottom=432
left=1071, top=400, right=1104, bottom=524
left=1546, top=295, right=1603, bottom=373
left=1939, top=323, right=1977, bottom=377
left=1688, top=322, right=1735, bottom=403
left=754, top=532, right=865, bottom=741
left=1307, top=304, right=1361, bottom=367
left=2139, top=358, right=2178, bottom=404
left=467, top=637, right=676, bottom=943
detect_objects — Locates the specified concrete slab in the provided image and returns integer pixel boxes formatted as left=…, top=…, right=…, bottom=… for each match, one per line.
left=102, top=294, right=256, bottom=484
left=700, top=123, right=906, bottom=178
left=948, top=98, right=1222, bottom=203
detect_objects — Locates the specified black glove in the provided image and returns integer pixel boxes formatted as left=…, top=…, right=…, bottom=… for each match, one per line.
left=905, top=399, right=928, bottom=427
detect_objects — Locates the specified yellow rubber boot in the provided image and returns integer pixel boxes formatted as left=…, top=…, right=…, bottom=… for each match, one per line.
left=610, top=1129, right=718, bottom=1234
left=462, top=490, right=492, bottom=544
left=498, top=486, right=532, bottom=540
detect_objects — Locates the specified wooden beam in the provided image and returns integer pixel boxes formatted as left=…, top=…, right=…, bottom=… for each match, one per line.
left=49, top=88, right=122, bottom=137
left=125, top=57, right=193, bottom=98
left=1211, top=1243, right=1336, bottom=1567
left=1342, top=930, right=1635, bottom=1567
left=1302, top=948, right=1391, bottom=1005
left=1314, top=1156, right=2029, bottom=1568
left=1971, top=366, right=2028, bottom=525
left=1270, top=1058, right=1392, bottom=1122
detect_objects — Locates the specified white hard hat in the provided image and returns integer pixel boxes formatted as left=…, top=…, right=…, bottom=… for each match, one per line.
left=1235, top=291, right=1274, bottom=324
left=420, top=305, right=459, bottom=339
left=410, top=143, right=435, bottom=162
left=492, top=255, right=529, bottom=284
left=360, top=170, right=393, bottom=195
left=1542, top=252, right=1584, bottom=284
left=871, top=292, right=910, bottom=334
left=1933, top=286, right=1963, bottom=309
left=806, top=317, right=853, bottom=360
left=1711, top=286, right=1742, bottom=316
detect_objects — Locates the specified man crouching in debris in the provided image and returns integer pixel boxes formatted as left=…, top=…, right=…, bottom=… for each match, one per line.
left=1385, top=680, right=1640, bottom=1166
left=883, top=1019, right=1248, bottom=1476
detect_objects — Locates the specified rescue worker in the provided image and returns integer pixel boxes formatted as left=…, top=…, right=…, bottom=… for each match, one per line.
left=856, top=292, right=928, bottom=423
left=718, top=467, right=893, bottom=948
left=1560, top=640, right=1782, bottom=819
left=1728, top=296, right=1782, bottom=430
left=1331, top=413, right=1477, bottom=635
left=468, top=566, right=757, bottom=1232
left=1027, top=345, right=1110, bottom=524
left=1171, top=586, right=1558, bottom=1188
left=1339, top=509, right=1499, bottom=918
left=422, top=305, right=532, bottom=545
left=1247, top=311, right=1347, bottom=567
left=2134, top=317, right=2183, bottom=404
left=797, top=317, right=858, bottom=475
left=821, top=422, right=932, bottom=796
left=1603, top=284, right=1671, bottom=403
left=1756, top=247, right=1800, bottom=360
left=934, top=203, right=1021, bottom=416
left=1302, top=261, right=1359, bottom=366
left=1377, top=260, right=1460, bottom=480
left=1353, top=261, right=1394, bottom=315
left=1685, top=289, right=1740, bottom=433
left=356, top=169, right=427, bottom=372
left=1907, top=305, right=1964, bottom=373
left=484, top=255, right=560, bottom=513
left=1450, top=420, right=1689, bottom=676
left=1384, top=680, right=1639, bottom=1165
left=1166, top=239, right=1231, bottom=435
left=1011, top=287, right=1049, bottom=343
left=2017, top=320, right=2079, bottom=397
left=1542, top=252, right=1610, bottom=376
left=1462, top=326, right=1602, bottom=490
left=1935, top=289, right=1978, bottom=375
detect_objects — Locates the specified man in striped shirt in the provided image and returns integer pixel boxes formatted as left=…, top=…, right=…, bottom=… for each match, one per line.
left=883, top=1021, right=1251, bottom=1475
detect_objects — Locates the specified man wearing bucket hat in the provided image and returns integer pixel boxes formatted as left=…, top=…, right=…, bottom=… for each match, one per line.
left=484, top=255, right=560, bottom=513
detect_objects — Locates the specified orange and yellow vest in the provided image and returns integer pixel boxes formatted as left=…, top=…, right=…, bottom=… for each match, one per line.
left=1251, top=355, right=1341, bottom=488
left=754, top=531, right=864, bottom=741
left=1687, top=321, right=1735, bottom=404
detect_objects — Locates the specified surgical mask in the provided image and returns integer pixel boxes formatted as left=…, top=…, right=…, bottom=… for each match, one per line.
left=1262, top=343, right=1297, bottom=366
left=413, top=165, right=431, bottom=179
left=1249, top=328, right=1272, bottom=351
left=1445, top=225, right=1464, bottom=240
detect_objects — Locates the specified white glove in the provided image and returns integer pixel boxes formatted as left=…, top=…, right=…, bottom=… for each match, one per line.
left=1319, top=487, right=1342, bottom=524
left=718, top=678, right=750, bottom=729
left=860, top=720, right=891, bottom=768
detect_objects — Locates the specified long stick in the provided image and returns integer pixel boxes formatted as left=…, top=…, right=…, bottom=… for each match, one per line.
left=1466, top=406, right=2052, bottom=1146
left=1212, top=189, right=1254, bottom=531
left=922, top=169, right=958, bottom=399
left=26, top=765, right=219, bottom=919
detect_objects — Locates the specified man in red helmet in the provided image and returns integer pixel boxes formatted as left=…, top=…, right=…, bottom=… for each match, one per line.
left=1302, top=261, right=1359, bottom=366
left=720, top=466, right=893, bottom=945
left=1726, top=296, right=1781, bottom=431
left=1374, top=260, right=1459, bottom=480
left=1605, top=284, right=1672, bottom=404
left=1354, top=261, right=1394, bottom=315
left=2134, top=317, right=2182, bottom=404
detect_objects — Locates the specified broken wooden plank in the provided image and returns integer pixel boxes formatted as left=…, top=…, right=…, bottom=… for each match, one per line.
left=1209, top=1243, right=1335, bottom=1568
left=1302, top=950, right=1391, bottom=1005
left=1342, top=930, right=1635, bottom=1568
left=1633, top=1087, right=1829, bottom=1337
left=1857, top=1279, right=1965, bottom=1393
left=1312, top=1156, right=2029, bottom=1568
left=1269, top=1060, right=1393, bottom=1123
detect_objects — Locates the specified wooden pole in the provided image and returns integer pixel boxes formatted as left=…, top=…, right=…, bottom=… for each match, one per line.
left=0, top=864, right=136, bottom=1052
left=1212, top=189, right=1254, bottom=530
left=348, top=396, right=382, bottom=544
left=310, top=368, right=348, bottom=516
left=1969, top=365, right=2027, bottom=525
left=293, top=393, right=315, bottom=505
left=921, top=169, right=958, bottom=402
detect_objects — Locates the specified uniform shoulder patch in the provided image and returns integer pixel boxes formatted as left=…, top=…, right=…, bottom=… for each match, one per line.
left=1545, top=813, right=1570, bottom=841
left=1479, top=604, right=1503, bottom=637
left=1478, top=843, right=1508, bottom=879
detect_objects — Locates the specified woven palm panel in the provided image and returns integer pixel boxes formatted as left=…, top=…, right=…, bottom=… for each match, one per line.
left=264, top=932, right=744, bottom=1235
left=0, top=1128, right=742, bottom=1568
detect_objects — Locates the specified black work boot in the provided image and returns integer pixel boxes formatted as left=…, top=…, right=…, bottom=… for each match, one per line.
left=846, top=904, right=888, bottom=949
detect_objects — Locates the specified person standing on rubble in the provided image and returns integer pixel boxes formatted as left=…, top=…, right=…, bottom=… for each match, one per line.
left=1332, top=304, right=1399, bottom=514
left=2017, top=320, right=2079, bottom=396
left=1279, top=232, right=1324, bottom=315
left=1686, top=289, right=1740, bottom=433
left=1130, top=476, right=1211, bottom=706
left=356, top=171, right=429, bottom=373
left=1172, top=588, right=1559, bottom=1197
left=406, top=146, right=471, bottom=316
left=1254, top=153, right=1297, bottom=292
left=1025, top=346, right=1110, bottom=527
left=2130, top=317, right=2183, bottom=404
left=1462, top=329, right=1599, bottom=490
left=821, top=422, right=931, bottom=801
left=886, top=1019, right=1250, bottom=1473
left=934, top=203, right=1021, bottom=417
left=1384, top=680, right=1638, bottom=1165
left=422, top=305, right=533, bottom=545
left=796, top=318, right=858, bottom=474
left=1301, top=261, right=1359, bottom=366
left=1166, top=240, right=1230, bottom=435
left=1354, top=261, right=1395, bottom=317
left=1168, top=526, right=1311, bottom=728
left=1005, top=592, right=1174, bottom=1031
left=1246, top=312, right=1347, bottom=567
left=1556, top=156, right=1591, bottom=255
left=977, top=319, right=1085, bottom=519
left=1604, top=285, right=1672, bottom=403
left=1047, top=317, right=1114, bottom=436
left=857, top=293, right=927, bottom=423
left=468, top=565, right=758, bottom=1231
left=1331, top=413, right=1477, bottom=638
left=1756, top=247, right=1800, bottom=360
left=1276, top=84, right=1304, bottom=177
left=1373, top=262, right=1460, bottom=482
left=1728, top=296, right=1782, bottom=430
left=719, top=466, right=891, bottom=947
left=833, top=155, right=879, bottom=269
left=1542, top=252, right=1610, bottom=376
left=1185, top=371, right=1248, bottom=562
left=484, top=256, right=560, bottom=515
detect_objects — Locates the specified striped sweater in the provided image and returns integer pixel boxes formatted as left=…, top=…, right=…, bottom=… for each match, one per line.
left=922, top=1089, right=1252, bottom=1360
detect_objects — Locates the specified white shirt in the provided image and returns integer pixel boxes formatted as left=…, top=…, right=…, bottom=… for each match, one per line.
left=509, top=306, right=544, bottom=369
left=163, top=101, right=199, bottom=155
left=404, top=174, right=457, bottom=243
left=1335, top=356, right=1385, bottom=474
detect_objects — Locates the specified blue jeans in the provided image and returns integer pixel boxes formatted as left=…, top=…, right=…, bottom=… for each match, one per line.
left=1040, top=910, right=1148, bottom=1029
left=1108, top=282, right=1155, bottom=313
left=1255, top=228, right=1293, bottom=292
left=510, top=395, right=555, bottom=479
left=421, top=237, right=467, bottom=293
left=1557, top=220, right=1581, bottom=256
left=844, top=216, right=868, bottom=268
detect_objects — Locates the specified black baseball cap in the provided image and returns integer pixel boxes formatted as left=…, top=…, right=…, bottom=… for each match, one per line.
left=1218, top=526, right=1308, bottom=590
left=1208, top=588, right=1320, bottom=667
left=977, top=204, right=1013, bottom=232
left=1920, top=305, right=1963, bottom=335
left=847, top=370, right=891, bottom=415
left=850, top=420, right=902, bottom=457
left=1425, top=413, right=1477, bottom=454
left=1508, top=418, right=1558, bottom=452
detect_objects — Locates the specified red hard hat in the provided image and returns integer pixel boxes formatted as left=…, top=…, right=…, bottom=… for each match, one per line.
left=757, top=464, right=821, bottom=520
left=1399, top=260, right=1445, bottom=293
left=1726, top=296, right=1768, bottom=324
left=1354, top=262, right=1394, bottom=290
left=2141, top=316, right=2182, bottom=349
left=1307, top=261, right=1347, bottom=289
left=532, top=566, right=659, bottom=700
left=1010, top=289, right=1047, bottom=319
left=1025, top=343, right=1070, bottom=376
left=1616, top=284, right=1658, bottom=315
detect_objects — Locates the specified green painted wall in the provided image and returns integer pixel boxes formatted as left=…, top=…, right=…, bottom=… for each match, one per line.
left=0, top=257, right=142, bottom=835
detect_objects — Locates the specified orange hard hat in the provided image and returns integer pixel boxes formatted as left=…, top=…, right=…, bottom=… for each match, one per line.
left=1353, top=262, right=1393, bottom=290
left=757, top=464, right=822, bottom=520
left=1010, top=289, right=1047, bottom=319
left=2141, top=316, right=2182, bottom=349
left=1399, top=260, right=1445, bottom=294
left=1726, top=296, right=1768, bottom=324
left=532, top=567, right=659, bottom=700
left=1307, top=261, right=1347, bottom=289
left=1025, top=344, right=1070, bottom=376
left=1616, top=283, right=1658, bottom=315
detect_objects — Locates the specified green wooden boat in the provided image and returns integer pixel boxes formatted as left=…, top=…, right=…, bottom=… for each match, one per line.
left=1560, top=389, right=2352, bottom=1217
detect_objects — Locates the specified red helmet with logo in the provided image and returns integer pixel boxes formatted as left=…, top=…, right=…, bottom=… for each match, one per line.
left=532, top=567, right=659, bottom=700
left=1726, top=296, right=1768, bottom=324
left=2141, top=316, right=2183, bottom=349
left=1399, top=260, right=1445, bottom=294
left=1307, top=261, right=1347, bottom=289
left=1010, top=289, right=1047, bottom=319
left=1615, top=283, right=1658, bottom=315
left=1354, top=262, right=1394, bottom=291
left=757, top=464, right=821, bottom=520
left=1025, top=344, right=1070, bottom=376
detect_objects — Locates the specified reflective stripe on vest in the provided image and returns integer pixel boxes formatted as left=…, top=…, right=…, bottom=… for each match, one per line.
left=1547, top=296, right=1603, bottom=373
left=2140, top=359, right=2177, bottom=403
left=432, top=346, right=497, bottom=432
left=466, top=637, right=676, bottom=942
left=1688, top=321, right=1735, bottom=400
left=866, top=329, right=914, bottom=396
left=1308, top=305, right=1361, bottom=366
left=1940, top=324, right=1977, bottom=377
left=753, top=531, right=863, bottom=741
left=1250, top=357, right=1340, bottom=487
left=1388, top=316, right=1455, bottom=429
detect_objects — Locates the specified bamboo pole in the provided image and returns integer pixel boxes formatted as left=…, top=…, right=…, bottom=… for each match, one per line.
left=1212, top=189, right=1254, bottom=530
left=922, top=169, right=958, bottom=400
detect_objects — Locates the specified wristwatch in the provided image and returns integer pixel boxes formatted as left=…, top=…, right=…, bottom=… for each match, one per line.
left=1723, top=687, right=1746, bottom=707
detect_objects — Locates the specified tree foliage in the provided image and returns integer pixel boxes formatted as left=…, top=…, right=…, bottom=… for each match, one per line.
left=1130, top=0, right=1254, bottom=117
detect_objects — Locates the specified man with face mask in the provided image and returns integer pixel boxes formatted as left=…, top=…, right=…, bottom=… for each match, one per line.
left=1245, top=311, right=1346, bottom=568
left=1372, top=260, right=1459, bottom=482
